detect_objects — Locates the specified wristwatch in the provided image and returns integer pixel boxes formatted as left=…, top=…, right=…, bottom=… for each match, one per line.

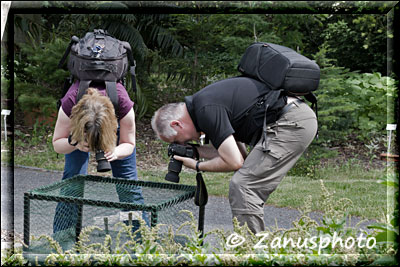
left=68, top=134, right=78, bottom=146
left=196, top=161, right=201, bottom=173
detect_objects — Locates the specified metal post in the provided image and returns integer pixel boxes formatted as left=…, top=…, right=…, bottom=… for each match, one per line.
left=1, top=109, right=11, bottom=141
left=75, top=179, right=84, bottom=242
left=198, top=205, right=205, bottom=245
left=386, top=124, right=396, bottom=153
left=23, top=193, right=30, bottom=249
left=103, top=217, right=109, bottom=235
left=3, top=114, right=6, bottom=141
left=150, top=208, right=158, bottom=227
left=75, top=204, right=83, bottom=242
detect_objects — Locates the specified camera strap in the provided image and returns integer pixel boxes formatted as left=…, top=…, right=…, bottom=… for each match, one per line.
left=194, top=171, right=208, bottom=207
left=190, top=144, right=208, bottom=206
left=194, top=170, right=207, bottom=243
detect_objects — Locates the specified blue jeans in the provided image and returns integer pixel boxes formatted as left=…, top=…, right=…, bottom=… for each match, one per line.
left=53, top=148, right=150, bottom=233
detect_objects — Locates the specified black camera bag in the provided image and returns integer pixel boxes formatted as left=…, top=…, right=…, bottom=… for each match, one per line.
left=237, top=42, right=320, bottom=95
left=58, top=29, right=137, bottom=118
left=237, top=42, right=320, bottom=144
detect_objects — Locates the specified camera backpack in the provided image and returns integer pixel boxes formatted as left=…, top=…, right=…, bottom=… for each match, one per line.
left=237, top=42, right=321, bottom=144
left=58, top=29, right=137, bottom=118
left=237, top=42, right=320, bottom=95
left=238, top=42, right=319, bottom=111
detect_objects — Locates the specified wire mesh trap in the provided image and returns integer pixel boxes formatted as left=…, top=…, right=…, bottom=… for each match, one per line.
left=23, top=175, right=201, bottom=256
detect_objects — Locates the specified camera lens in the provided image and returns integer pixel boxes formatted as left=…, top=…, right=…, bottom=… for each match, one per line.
left=97, top=159, right=111, bottom=172
left=165, top=157, right=182, bottom=183
left=96, top=151, right=111, bottom=172
left=165, top=171, right=180, bottom=183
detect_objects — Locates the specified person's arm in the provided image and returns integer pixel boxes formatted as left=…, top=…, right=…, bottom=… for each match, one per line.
left=197, top=145, right=219, bottom=159
left=52, top=107, right=89, bottom=154
left=174, top=135, right=244, bottom=172
left=105, top=108, right=135, bottom=161
left=236, top=141, right=248, bottom=160
left=196, top=141, right=247, bottom=161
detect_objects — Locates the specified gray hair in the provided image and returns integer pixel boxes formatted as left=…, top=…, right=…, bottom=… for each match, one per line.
left=151, top=102, right=186, bottom=139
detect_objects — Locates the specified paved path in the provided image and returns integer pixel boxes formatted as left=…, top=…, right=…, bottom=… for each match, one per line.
left=2, top=165, right=376, bottom=247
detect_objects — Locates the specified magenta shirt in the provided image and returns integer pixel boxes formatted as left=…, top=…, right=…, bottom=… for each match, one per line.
left=61, top=81, right=134, bottom=119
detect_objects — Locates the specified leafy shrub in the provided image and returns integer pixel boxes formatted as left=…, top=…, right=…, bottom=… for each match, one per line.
left=18, top=94, right=56, bottom=115
left=14, top=37, right=69, bottom=117
left=320, top=15, right=387, bottom=74
left=316, top=66, right=397, bottom=142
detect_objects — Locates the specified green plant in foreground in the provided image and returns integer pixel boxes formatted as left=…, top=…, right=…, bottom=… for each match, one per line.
left=1, top=247, right=28, bottom=266
left=2, top=179, right=396, bottom=266
left=366, top=169, right=399, bottom=265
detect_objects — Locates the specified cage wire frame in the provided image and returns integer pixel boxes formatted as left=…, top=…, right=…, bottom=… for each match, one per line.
left=23, top=174, right=201, bottom=252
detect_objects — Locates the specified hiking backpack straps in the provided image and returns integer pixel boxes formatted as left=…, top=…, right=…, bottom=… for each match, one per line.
left=57, top=29, right=137, bottom=118
left=75, top=80, right=120, bottom=118
left=246, top=89, right=283, bottom=152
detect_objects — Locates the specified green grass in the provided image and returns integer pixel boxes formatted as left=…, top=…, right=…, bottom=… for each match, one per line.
left=139, top=162, right=389, bottom=220
left=14, top=138, right=65, bottom=171
left=10, top=125, right=391, bottom=221
left=139, top=169, right=232, bottom=197
left=12, top=146, right=389, bottom=221
left=13, top=144, right=389, bottom=220
left=1, top=150, right=11, bottom=166
left=268, top=171, right=387, bottom=220
left=1, top=136, right=12, bottom=166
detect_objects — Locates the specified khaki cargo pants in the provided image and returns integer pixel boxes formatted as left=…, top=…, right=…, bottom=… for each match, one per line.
left=229, top=100, right=317, bottom=233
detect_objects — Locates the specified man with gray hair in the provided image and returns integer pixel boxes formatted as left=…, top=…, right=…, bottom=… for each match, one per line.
left=151, top=77, right=317, bottom=233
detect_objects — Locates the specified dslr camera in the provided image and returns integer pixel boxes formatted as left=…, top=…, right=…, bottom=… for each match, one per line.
left=95, top=150, right=111, bottom=172
left=68, top=133, right=111, bottom=172
left=165, top=143, right=198, bottom=183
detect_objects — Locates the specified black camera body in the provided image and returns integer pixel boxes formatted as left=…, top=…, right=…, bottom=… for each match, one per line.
left=165, top=143, right=197, bottom=183
left=95, top=150, right=111, bottom=172
left=69, top=132, right=111, bottom=173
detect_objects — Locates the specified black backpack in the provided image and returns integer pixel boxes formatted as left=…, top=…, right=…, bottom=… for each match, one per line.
left=237, top=42, right=320, bottom=146
left=58, top=29, right=137, bottom=118
left=238, top=42, right=320, bottom=118
left=238, top=42, right=320, bottom=95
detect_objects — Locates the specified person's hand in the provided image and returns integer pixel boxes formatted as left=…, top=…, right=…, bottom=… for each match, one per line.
left=104, top=150, right=118, bottom=162
left=173, top=155, right=197, bottom=170
left=76, top=141, right=89, bottom=152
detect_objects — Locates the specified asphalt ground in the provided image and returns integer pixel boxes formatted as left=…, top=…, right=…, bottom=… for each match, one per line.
left=2, top=165, right=376, bottom=248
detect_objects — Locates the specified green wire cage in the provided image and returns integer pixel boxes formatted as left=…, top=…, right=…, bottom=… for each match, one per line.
left=23, top=175, right=202, bottom=256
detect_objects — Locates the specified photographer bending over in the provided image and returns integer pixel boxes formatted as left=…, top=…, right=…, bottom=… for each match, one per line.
left=52, top=81, right=149, bottom=233
left=151, top=77, right=317, bottom=234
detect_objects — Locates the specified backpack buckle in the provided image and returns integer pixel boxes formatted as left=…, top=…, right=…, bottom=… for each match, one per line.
left=256, top=100, right=264, bottom=108
left=92, top=44, right=104, bottom=58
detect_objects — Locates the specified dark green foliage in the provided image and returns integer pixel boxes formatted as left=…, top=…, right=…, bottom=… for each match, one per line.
left=321, top=14, right=387, bottom=74
left=159, top=14, right=280, bottom=90
left=266, top=14, right=328, bottom=58
left=316, top=66, right=396, bottom=142
left=1, top=76, right=10, bottom=101
left=12, top=12, right=396, bottom=140
left=14, top=37, right=69, bottom=116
